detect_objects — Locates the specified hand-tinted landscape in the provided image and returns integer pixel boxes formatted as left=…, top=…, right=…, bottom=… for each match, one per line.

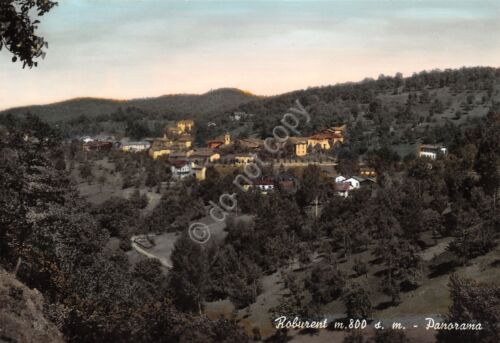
left=1, top=1, right=499, bottom=343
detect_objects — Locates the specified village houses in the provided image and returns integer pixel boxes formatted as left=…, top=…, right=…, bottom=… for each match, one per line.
left=333, top=174, right=373, bottom=197
left=306, top=125, right=345, bottom=151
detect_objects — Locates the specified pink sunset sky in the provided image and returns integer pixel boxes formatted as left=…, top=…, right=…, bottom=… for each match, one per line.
left=1, top=0, right=499, bottom=110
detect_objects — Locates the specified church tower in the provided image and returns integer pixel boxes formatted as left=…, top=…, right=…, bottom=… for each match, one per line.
left=224, top=132, right=231, bottom=145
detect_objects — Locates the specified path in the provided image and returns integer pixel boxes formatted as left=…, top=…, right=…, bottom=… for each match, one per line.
left=130, top=235, right=172, bottom=268
left=129, top=214, right=251, bottom=268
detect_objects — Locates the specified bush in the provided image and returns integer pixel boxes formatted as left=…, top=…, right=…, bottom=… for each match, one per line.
left=342, top=283, right=372, bottom=319
left=306, top=265, right=346, bottom=304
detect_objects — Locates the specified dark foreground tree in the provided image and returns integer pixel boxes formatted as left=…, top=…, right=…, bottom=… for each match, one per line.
left=306, top=264, right=346, bottom=304
left=437, top=274, right=500, bottom=343
left=342, top=283, right=372, bottom=319
left=168, top=233, right=209, bottom=314
left=0, top=0, right=57, bottom=67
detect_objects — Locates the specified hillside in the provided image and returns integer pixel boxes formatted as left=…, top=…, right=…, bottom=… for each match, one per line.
left=0, top=268, right=64, bottom=343
left=1, top=88, right=261, bottom=123
left=1, top=67, right=499, bottom=343
left=211, top=67, right=500, bottom=151
left=2, top=67, right=499, bottom=146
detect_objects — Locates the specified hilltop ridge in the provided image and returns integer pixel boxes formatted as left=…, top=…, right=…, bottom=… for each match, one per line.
left=1, top=88, right=261, bottom=122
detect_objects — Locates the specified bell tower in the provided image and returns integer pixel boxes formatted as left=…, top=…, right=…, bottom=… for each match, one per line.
left=224, top=132, right=231, bottom=145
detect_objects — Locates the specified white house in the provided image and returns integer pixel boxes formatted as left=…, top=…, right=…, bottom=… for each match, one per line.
left=170, top=161, right=207, bottom=181
left=334, top=175, right=365, bottom=197
left=231, top=111, right=245, bottom=121
left=335, top=175, right=346, bottom=183
left=170, top=161, right=193, bottom=179
left=255, top=180, right=274, bottom=193
left=121, top=141, right=151, bottom=152
left=81, top=136, right=94, bottom=143
left=345, top=177, right=361, bottom=190
left=418, top=144, right=447, bottom=159
left=243, top=179, right=275, bottom=194
left=335, top=182, right=350, bottom=198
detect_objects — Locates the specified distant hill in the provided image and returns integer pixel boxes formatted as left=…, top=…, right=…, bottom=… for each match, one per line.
left=1, top=88, right=261, bottom=123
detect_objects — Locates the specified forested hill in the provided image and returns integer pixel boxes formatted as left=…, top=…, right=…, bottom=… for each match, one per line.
left=2, top=67, right=499, bottom=142
left=1, top=88, right=260, bottom=123
left=214, top=67, right=500, bottom=140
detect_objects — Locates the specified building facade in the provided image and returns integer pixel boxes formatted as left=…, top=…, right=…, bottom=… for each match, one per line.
left=418, top=144, right=447, bottom=159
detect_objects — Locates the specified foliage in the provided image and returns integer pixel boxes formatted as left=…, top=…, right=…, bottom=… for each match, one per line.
left=306, top=264, right=346, bottom=304
left=168, top=234, right=209, bottom=313
left=0, top=0, right=57, bottom=68
left=342, top=283, right=372, bottom=319
left=145, top=188, right=205, bottom=233
left=91, top=197, right=140, bottom=238
left=0, top=118, right=250, bottom=342
left=206, top=244, right=262, bottom=309
left=437, top=275, right=500, bottom=343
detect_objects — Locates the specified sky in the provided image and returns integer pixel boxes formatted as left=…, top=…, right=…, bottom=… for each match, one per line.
left=1, top=0, right=499, bottom=110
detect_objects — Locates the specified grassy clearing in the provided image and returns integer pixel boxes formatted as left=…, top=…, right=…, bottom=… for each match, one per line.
left=203, top=228, right=499, bottom=342
left=71, top=157, right=162, bottom=212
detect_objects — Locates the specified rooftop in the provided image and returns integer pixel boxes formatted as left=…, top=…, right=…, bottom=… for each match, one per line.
left=170, top=160, right=189, bottom=168
left=178, top=135, right=193, bottom=142
left=309, top=132, right=343, bottom=140
left=288, top=137, right=308, bottom=144
left=420, top=144, right=445, bottom=149
left=191, top=148, right=217, bottom=157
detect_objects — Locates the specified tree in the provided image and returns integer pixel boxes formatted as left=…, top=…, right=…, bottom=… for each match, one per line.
left=374, top=237, right=423, bottom=297
left=381, top=277, right=400, bottom=306
left=97, top=173, right=107, bottom=192
left=125, top=120, right=151, bottom=140
left=121, top=171, right=135, bottom=189
left=448, top=222, right=497, bottom=262
left=131, top=259, right=168, bottom=300
left=353, top=258, right=368, bottom=277
left=0, top=0, right=57, bottom=68
left=474, top=121, right=500, bottom=205
left=0, top=123, right=110, bottom=301
left=437, top=275, right=500, bottom=343
left=206, top=243, right=262, bottom=308
left=169, top=234, right=209, bottom=314
left=79, top=161, right=93, bottom=181
left=129, top=188, right=148, bottom=209
left=306, top=264, right=346, bottom=304
left=343, top=283, right=372, bottom=319
left=296, top=165, right=323, bottom=208
left=91, top=197, right=140, bottom=238
left=145, top=166, right=159, bottom=188
left=146, top=190, right=205, bottom=233
left=141, top=306, right=249, bottom=343
left=251, top=327, right=261, bottom=341
left=228, top=275, right=259, bottom=309
left=54, top=156, right=66, bottom=171
left=398, top=181, right=424, bottom=241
